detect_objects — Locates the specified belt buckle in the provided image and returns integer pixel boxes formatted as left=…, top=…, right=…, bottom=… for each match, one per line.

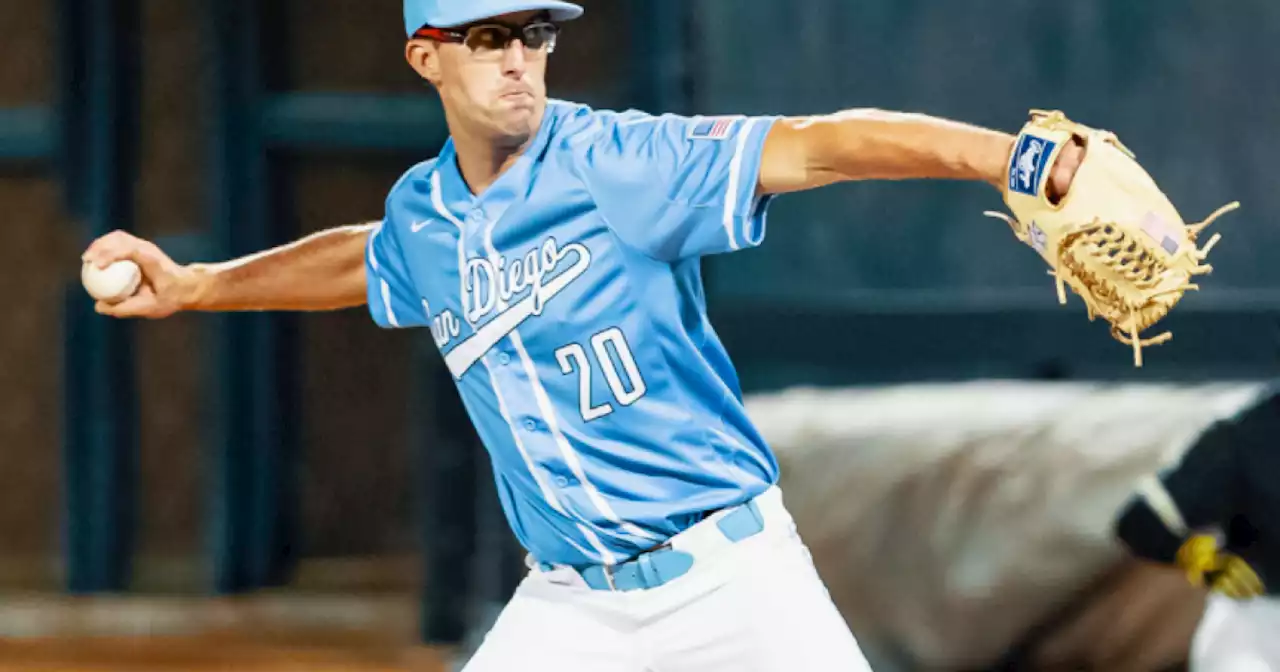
left=603, top=542, right=674, bottom=592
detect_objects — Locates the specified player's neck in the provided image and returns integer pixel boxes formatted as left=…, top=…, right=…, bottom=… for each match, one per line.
left=452, top=141, right=526, bottom=196
left=450, top=119, right=539, bottom=196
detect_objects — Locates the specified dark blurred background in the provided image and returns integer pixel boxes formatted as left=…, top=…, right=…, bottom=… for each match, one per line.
left=0, top=0, right=1276, bottom=669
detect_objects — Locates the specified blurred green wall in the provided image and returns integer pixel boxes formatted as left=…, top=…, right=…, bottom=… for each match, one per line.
left=696, top=0, right=1280, bottom=385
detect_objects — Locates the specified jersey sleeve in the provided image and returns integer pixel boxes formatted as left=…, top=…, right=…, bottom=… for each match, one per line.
left=575, top=112, right=781, bottom=262
left=365, top=219, right=428, bottom=329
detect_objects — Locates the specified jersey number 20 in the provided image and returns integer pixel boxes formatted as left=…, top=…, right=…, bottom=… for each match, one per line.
left=554, top=327, right=647, bottom=422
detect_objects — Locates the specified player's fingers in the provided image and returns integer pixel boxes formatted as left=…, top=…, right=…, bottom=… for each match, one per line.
left=114, top=241, right=178, bottom=283
left=82, top=230, right=143, bottom=268
left=95, top=286, right=161, bottom=319
left=96, top=300, right=156, bottom=319
left=85, top=237, right=179, bottom=287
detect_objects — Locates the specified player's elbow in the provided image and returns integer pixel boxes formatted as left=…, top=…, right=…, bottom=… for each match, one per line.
left=758, top=118, right=845, bottom=195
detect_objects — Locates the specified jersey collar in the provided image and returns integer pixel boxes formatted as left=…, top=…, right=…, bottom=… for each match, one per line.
left=434, top=102, right=562, bottom=224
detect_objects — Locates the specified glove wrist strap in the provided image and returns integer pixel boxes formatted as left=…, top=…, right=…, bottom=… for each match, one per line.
left=1004, top=113, right=1076, bottom=215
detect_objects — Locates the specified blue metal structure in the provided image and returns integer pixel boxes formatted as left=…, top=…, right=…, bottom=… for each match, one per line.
left=0, top=107, right=54, bottom=163
left=203, top=0, right=300, bottom=595
left=54, top=0, right=141, bottom=594
left=261, top=93, right=447, bottom=155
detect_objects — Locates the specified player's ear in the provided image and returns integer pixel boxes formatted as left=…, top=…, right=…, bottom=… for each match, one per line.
left=405, top=39, right=442, bottom=87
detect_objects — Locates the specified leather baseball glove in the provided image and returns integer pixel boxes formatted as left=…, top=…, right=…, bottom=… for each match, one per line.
left=986, top=110, right=1240, bottom=367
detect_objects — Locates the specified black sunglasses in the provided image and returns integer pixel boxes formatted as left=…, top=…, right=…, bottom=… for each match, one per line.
left=413, top=19, right=560, bottom=54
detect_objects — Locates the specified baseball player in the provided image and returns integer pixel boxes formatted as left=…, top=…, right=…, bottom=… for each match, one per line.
left=1115, top=388, right=1278, bottom=600
left=1113, top=382, right=1280, bottom=670
left=1008, top=383, right=1280, bottom=671
left=81, top=0, right=1087, bottom=669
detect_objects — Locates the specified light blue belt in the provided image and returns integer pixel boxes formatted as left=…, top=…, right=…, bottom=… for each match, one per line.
left=558, top=498, right=767, bottom=592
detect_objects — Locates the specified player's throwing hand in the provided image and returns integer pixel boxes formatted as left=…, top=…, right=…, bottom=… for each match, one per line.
left=81, top=230, right=202, bottom=319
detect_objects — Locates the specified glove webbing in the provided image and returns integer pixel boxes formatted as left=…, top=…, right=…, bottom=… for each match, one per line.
left=988, top=200, right=1237, bottom=367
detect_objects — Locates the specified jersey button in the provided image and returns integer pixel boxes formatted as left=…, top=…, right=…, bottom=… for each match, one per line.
left=554, top=476, right=569, bottom=488
left=524, top=419, right=537, bottom=431
left=498, top=352, right=511, bottom=366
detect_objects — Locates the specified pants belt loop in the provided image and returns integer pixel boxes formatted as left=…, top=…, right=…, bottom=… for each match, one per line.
left=638, top=554, right=659, bottom=589
left=746, top=499, right=764, bottom=529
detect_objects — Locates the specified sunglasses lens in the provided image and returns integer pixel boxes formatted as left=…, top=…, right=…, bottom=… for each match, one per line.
left=457, top=21, right=559, bottom=57
left=522, top=23, right=558, bottom=50
left=465, top=25, right=513, bottom=53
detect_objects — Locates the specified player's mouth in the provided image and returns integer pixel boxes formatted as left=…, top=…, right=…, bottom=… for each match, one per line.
left=500, top=90, right=534, bottom=103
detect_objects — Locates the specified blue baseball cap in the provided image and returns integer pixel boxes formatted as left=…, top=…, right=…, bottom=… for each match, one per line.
left=405, top=0, right=584, bottom=35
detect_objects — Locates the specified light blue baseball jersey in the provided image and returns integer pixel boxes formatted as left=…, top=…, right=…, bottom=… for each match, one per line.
left=366, top=100, right=782, bottom=567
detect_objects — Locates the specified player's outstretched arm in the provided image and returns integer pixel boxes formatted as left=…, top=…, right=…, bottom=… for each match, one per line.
left=756, top=109, right=1083, bottom=198
left=82, top=223, right=375, bottom=318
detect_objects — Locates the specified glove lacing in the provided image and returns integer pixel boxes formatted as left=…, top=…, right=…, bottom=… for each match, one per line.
left=985, top=201, right=1237, bottom=367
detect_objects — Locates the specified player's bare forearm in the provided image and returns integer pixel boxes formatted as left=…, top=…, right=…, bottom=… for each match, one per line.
left=188, top=223, right=374, bottom=312
left=757, top=109, right=1017, bottom=195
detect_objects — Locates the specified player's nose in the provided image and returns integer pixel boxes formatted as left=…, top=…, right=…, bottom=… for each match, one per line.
left=501, top=39, right=527, bottom=75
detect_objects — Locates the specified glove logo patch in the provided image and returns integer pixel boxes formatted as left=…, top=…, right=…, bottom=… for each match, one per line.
left=1009, top=136, right=1056, bottom=196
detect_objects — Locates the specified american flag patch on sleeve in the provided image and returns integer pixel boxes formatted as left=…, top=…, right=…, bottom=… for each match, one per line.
left=688, top=117, right=737, bottom=140
left=1140, top=211, right=1182, bottom=255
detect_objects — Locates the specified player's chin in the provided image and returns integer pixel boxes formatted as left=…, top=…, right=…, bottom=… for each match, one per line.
left=490, top=106, right=538, bottom=141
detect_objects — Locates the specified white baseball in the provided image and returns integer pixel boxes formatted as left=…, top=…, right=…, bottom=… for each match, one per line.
left=82, top=260, right=142, bottom=303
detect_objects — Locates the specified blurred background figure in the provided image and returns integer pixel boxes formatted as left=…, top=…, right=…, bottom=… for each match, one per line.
left=0, top=0, right=1275, bottom=670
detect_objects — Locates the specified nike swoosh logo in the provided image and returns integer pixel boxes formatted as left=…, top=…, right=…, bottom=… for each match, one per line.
left=443, top=251, right=590, bottom=379
left=411, top=220, right=430, bottom=233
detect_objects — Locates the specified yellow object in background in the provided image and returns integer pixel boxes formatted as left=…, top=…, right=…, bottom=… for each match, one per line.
left=1177, top=534, right=1266, bottom=599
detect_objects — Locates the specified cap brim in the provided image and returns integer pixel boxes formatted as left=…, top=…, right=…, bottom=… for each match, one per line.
left=430, top=1, right=584, bottom=28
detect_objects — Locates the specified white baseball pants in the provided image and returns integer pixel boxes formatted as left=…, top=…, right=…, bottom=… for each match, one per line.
left=459, top=487, right=873, bottom=672
left=1192, top=593, right=1280, bottom=671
